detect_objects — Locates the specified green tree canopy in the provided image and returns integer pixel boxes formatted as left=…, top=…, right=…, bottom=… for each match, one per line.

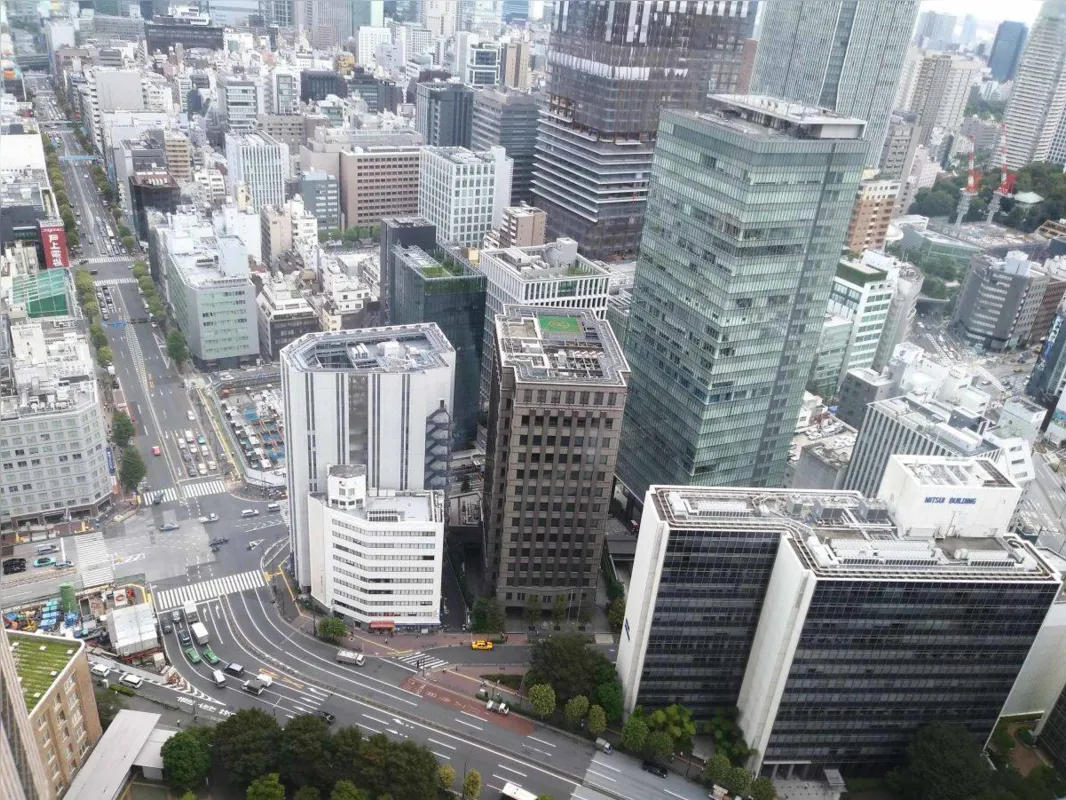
left=215, top=708, right=283, bottom=792
left=621, top=717, right=649, bottom=753
left=564, top=695, right=589, bottom=726
left=167, top=329, right=190, bottom=365
left=586, top=705, right=607, bottom=737
left=94, top=685, right=125, bottom=730
left=646, top=704, right=697, bottom=752
left=111, top=410, right=135, bottom=448
left=887, top=723, right=992, bottom=800
left=523, top=593, right=541, bottom=626
left=593, top=680, right=624, bottom=724
left=294, top=787, right=322, bottom=800
left=908, top=184, right=959, bottom=218
left=529, top=683, right=556, bottom=719
left=529, top=632, right=616, bottom=705
left=160, top=729, right=212, bottom=792
left=330, top=780, right=368, bottom=800
left=118, top=446, right=147, bottom=492
left=551, top=594, right=568, bottom=625
left=462, top=769, right=482, bottom=799
left=726, top=767, right=752, bottom=796
left=326, top=726, right=362, bottom=787
left=317, top=617, right=347, bottom=642
left=246, top=772, right=285, bottom=800
left=438, top=764, right=456, bottom=792
left=471, top=596, right=505, bottom=633
left=751, top=776, right=778, bottom=800
left=280, top=714, right=333, bottom=792
left=607, top=597, right=626, bottom=632
left=96, top=346, right=113, bottom=367
left=702, top=752, right=731, bottom=786
left=90, top=322, right=108, bottom=349
left=645, top=730, right=673, bottom=762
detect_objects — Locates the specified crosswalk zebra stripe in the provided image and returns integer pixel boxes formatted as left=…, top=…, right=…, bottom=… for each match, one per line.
left=146, top=486, right=182, bottom=504
left=95, top=277, right=137, bottom=285
left=85, top=256, right=132, bottom=264
left=183, top=480, right=228, bottom=499
left=153, top=569, right=266, bottom=611
left=395, top=652, right=450, bottom=672
left=75, top=532, right=114, bottom=588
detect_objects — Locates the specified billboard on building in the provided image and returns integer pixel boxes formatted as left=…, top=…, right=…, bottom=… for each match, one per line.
left=39, top=220, right=69, bottom=268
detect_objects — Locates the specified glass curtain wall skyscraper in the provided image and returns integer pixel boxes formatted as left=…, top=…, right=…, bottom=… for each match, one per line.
left=616, top=97, right=868, bottom=501
left=751, top=0, right=920, bottom=164
left=531, top=0, right=756, bottom=261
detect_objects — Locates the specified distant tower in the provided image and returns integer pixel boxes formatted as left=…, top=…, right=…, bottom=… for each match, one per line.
left=955, top=137, right=978, bottom=227
left=988, top=123, right=1017, bottom=223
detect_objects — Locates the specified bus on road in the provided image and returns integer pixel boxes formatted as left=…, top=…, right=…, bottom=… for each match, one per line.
left=500, top=784, right=538, bottom=800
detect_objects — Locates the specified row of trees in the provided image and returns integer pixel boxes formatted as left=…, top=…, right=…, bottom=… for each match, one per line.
left=526, top=633, right=625, bottom=726
left=319, top=225, right=382, bottom=245
left=73, top=267, right=113, bottom=367
left=130, top=260, right=168, bottom=324
left=41, top=132, right=80, bottom=250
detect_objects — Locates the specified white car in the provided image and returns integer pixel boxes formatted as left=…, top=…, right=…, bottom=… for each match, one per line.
left=187, top=410, right=195, bottom=421
left=198, top=513, right=219, bottom=523
left=256, top=673, right=274, bottom=688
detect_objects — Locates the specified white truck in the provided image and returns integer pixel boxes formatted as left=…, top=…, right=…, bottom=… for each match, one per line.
left=183, top=600, right=198, bottom=623
left=336, top=649, right=365, bottom=666
left=486, top=699, right=510, bottom=715
left=190, top=622, right=210, bottom=646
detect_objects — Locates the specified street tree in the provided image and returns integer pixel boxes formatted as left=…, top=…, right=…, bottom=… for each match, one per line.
left=96, top=346, right=113, bottom=367
left=111, top=410, right=135, bottom=448
left=471, top=597, right=505, bottom=632
left=160, top=729, right=212, bottom=793
left=621, top=717, right=649, bottom=754
left=647, top=704, right=697, bottom=752
left=645, top=730, right=673, bottom=763
left=167, top=330, right=190, bottom=365
left=148, top=296, right=166, bottom=319
left=607, top=597, right=626, bottom=632
left=119, top=447, right=147, bottom=492
left=887, top=723, right=992, bottom=800
left=529, top=683, right=556, bottom=719
left=280, top=714, right=333, bottom=792
left=330, top=781, right=368, bottom=800
left=750, top=776, right=777, bottom=800
left=246, top=773, right=285, bottom=800
left=586, top=705, right=607, bottom=737
left=593, top=681, right=624, bottom=724
left=529, top=633, right=611, bottom=704
left=523, top=593, right=541, bottom=627
left=726, top=767, right=752, bottom=796
left=82, top=299, right=100, bottom=319
left=438, top=764, right=456, bottom=792
left=93, top=686, right=125, bottom=730
left=318, top=617, right=347, bottom=642
left=214, top=708, right=283, bottom=791
left=121, top=235, right=135, bottom=251
left=462, top=769, right=482, bottom=799
left=564, top=695, right=589, bottom=726
left=90, top=323, right=108, bottom=349
left=702, top=753, right=731, bottom=786
left=294, top=788, right=321, bottom=800
left=117, top=224, right=131, bottom=238
left=551, top=594, right=567, bottom=626
left=327, top=726, right=362, bottom=787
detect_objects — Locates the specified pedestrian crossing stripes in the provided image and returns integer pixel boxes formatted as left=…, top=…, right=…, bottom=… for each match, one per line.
left=75, top=532, right=114, bottom=588
left=95, top=277, right=137, bottom=286
left=124, top=325, right=149, bottom=387
left=183, top=479, right=228, bottom=499
left=395, top=651, right=449, bottom=673
left=147, top=486, right=183, bottom=504
left=84, top=256, right=132, bottom=264
left=153, top=569, right=266, bottom=611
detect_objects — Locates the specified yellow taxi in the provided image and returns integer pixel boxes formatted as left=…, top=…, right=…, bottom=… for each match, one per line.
left=470, top=640, right=495, bottom=651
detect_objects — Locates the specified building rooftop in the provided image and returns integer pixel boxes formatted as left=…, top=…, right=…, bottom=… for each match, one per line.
left=7, top=631, right=83, bottom=713
left=899, top=456, right=1015, bottom=489
left=396, top=245, right=481, bottom=281
left=64, top=711, right=167, bottom=800
left=422, top=146, right=500, bottom=166
left=481, top=238, right=610, bottom=282
left=699, top=95, right=868, bottom=140
left=496, top=307, right=628, bottom=386
left=649, top=486, right=1058, bottom=582
left=837, top=257, right=889, bottom=286
left=2, top=322, right=98, bottom=418
left=870, top=395, right=999, bottom=456
left=283, top=324, right=454, bottom=374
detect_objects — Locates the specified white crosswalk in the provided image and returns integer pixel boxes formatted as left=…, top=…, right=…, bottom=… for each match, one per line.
left=85, top=256, right=132, bottom=265
left=183, top=479, right=228, bottom=499
left=75, top=532, right=114, bottom=588
left=153, top=569, right=266, bottom=611
left=395, top=651, right=450, bottom=672
left=95, top=277, right=137, bottom=286
left=146, top=486, right=183, bottom=504
left=124, top=325, right=149, bottom=386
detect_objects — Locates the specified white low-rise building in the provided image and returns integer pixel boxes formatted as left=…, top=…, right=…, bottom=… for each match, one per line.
left=307, top=464, right=444, bottom=630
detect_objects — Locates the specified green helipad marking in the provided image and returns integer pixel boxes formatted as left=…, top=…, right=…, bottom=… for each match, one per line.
left=538, top=314, right=580, bottom=335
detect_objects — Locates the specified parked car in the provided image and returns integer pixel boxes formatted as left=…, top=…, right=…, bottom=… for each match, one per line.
left=470, top=640, right=494, bottom=651
left=54, top=560, right=73, bottom=569
left=33, top=556, right=56, bottom=568
left=641, top=761, right=668, bottom=779
left=159, top=522, right=179, bottom=532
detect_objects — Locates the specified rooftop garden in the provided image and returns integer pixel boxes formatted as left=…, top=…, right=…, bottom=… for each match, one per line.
left=9, top=632, right=79, bottom=712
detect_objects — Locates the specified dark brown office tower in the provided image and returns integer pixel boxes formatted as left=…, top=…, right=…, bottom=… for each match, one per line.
left=483, top=307, right=629, bottom=614
left=531, top=0, right=756, bottom=261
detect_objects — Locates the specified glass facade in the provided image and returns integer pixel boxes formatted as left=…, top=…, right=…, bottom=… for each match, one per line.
left=1039, top=681, right=1066, bottom=775
left=617, top=105, right=868, bottom=500
left=766, top=579, right=1059, bottom=774
left=637, top=525, right=783, bottom=716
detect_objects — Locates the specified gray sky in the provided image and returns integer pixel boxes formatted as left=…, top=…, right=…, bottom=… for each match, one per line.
left=920, top=0, right=1042, bottom=25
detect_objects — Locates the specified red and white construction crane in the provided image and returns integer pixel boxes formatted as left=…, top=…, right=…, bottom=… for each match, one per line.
left=988, top=122, right=1016, bottom=223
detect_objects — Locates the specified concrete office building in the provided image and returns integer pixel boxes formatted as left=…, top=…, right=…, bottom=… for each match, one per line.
left=471, top=89, right=538, bottom=205
left=163, top=130, right=193, bottom=183
left=415, top=81, right=474, bottom=149
left=306, top=465, right=445, bottom=630
left=267, top=67, right=301, bottom=116
left=224, top=132, right=289, bottom=210
left=953, top=251, right=1050, bottom=352
left=478, top=238, right=612, bottom=404
left=338, top=146, right=422, bottom=230
left=871, top=255, right=925, bottom=371
left=485, top=204, right=547, bottom=250
left=878, top=113, right=922, bottom=182
left=0, top=322, right=113, bottom=529
left=216, top=73, right=262, bottom=133
left=260, top=205, right=292, bottom=268
left=617, top=98, right=868, bottom=503
left=299, top=171, right=341, bottom=232
left=845, top=178, right=900, bottom=253
left=989, top=21, right=1029, bottom=82
left=281, top=325, right=456, bottom=588
left=752, top=0, right=920, bottom=163
left=809, top=315, right=854, bottom=398
left=1003, top=0, right=1066, bottom=168
left=898, top=51, right=983, bottom=145
left=158, top=215, right=259, bottom=368
left=256, top=277, right=320, bottom=360
left=482, top=307, right=629, bottom=612
left=619, top=459, right=1057, bottom=775
left=914, top=9, right=958, bottom=49
left=828, top=257, right=895, bottom=380
left=417, top=146, right=512, bottom=247
left=532, top=0, right=756, bottom=260
left=6, top=631, right=102, bottom=797
left=501, top=41, right=531, bottom=91
left=385, top=241, right=486, bottom=448
left=0, top=626, right=51, bottom=800
left=454, top=33, right=502, bottom=86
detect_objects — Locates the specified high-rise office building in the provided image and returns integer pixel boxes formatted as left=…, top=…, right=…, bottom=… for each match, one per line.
left=471, top=89, right=538, bottom=205
left=418, top=146, right=512, bottom=247
left=500, top=41, right=531, bottom=90
left=281, top=325, right=456, bottom=587
left=453, top=33, right=502, bottom=86
left=216, top=73, right=261, bottom=132
left=384, top=232, right=487, bottom=448
left=1003, top=0, right=1066, bottom=168
left=531, top=1, right=756, bottom=260
left=618, top=457, right=1058, bottom=775
left=482, top=306, right=629, bottom=612
left=616, top=98, right=868, bottom=503
left=225, top=131, right=289, bottom=210
left=878, top=112, right=922, bottom=181
left=380, top=217, right=438, bottom=322
left=751, top=0, right=920, bottom=163
left=914, top=9, right=958, bottom=48
left=0, top=628, right=50, bottom=800
left=953, top=251, right=1050, bottom=352
left=900, top=52, right=983, bottom=145
left=415, top=81, right=474, bottom=148
left=989, top=21, right=1029, bottom=82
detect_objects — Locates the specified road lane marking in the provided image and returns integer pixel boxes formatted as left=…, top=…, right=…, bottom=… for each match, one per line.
left=432, top=751, right=452, bottom=760
left=527, top=735, right=556, bottom=747
left=498, top=765, right=527, bottom=778
left=363, top=714, right=389, bottom=726
left=592, top=760, right=621, bottom=772
left=586, top=768, right=616, bottom=782
left=454, top=717, right=483, bottom=730
left=460, top=711, right=485, bottom=722
left=428, top=738, right=455, bottom=750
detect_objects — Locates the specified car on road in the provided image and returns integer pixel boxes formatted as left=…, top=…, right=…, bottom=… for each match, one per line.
left=184, top=647, right=201, bottom=665
left=241, top=509, right=260, bottom=518
left=177, top=629, right=192, bottom=646
left=242, top=678, right=265, bottom=696
left=3, top=558, right=26, bottom=575
left=198, top=514, right=219, bottom=523
left=470, top=640, right=494, bottom=651
left=170, top=609, right=182, bottom=624
left=224, top=663, right=245, bottom=677
left=186, top=465, right=197, bottom=477
left=151, top=446, right=161, bottom=456
left=187, top=410, right=196, bottom=421
left=209, top=537, right=229, bottom=547
left=162, top=620, right=172, bottom=634
left=33, top=556, right=56, bottom=568
left=197, top=434, right=206, bottom=444
left=54, top=560, right=73, bottom=569
left=641, top=761, right=668, bottom=778
left=315, top=710, right=336, bottom=725
left=257, top=673, right=273, bottom=688
left=152, top=495, right=162, bottom=505
left=159, top=522, right=179, bottom=532
left=202, top=647, right=220, bottom=665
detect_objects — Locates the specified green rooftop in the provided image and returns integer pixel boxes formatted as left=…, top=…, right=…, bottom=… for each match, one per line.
left=8, top=631, right=81, bottom=712
left=538, top=314, right=582, bottom=336
left=418, top=253, right=467, bottom=279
